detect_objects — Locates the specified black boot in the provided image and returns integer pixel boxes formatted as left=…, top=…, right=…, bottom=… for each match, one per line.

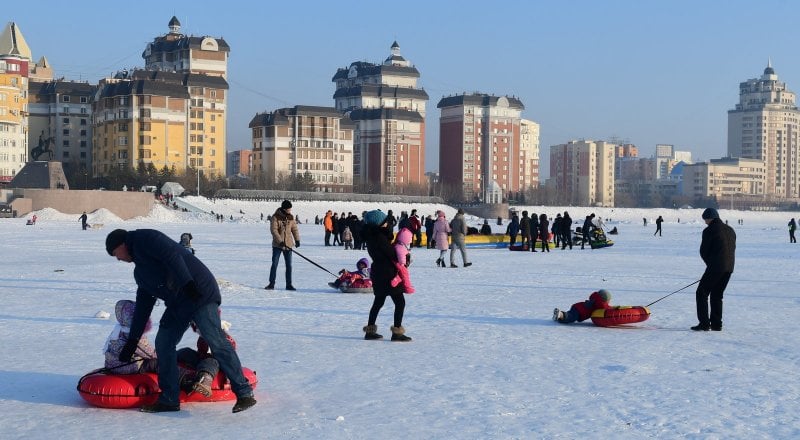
left=141, top=401, right=180, bottom=413
left=363, top=324, right=383, bottom=340
left=232, top=395, right=257, bottom=413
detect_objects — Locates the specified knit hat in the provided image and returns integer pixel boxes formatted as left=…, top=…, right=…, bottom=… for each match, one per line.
left=597, top=289, right=612, bottom=302
left=106, top=229, right=128, bottom=255
left=363, top=209, right=387, bottom=226
left=281, top=200, right=292, bottom=209
left=701, top=208, right=719, bottom=220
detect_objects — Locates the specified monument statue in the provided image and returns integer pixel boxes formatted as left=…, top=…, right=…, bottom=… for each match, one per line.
left=30, top=131, right=54, bottom=161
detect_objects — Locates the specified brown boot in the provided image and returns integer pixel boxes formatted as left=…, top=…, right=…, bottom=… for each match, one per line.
left=390, top=326, right=412, bottom=342
left=192, top=372, right=214, bottom=398
left=363, top=324, right=383, bottom=340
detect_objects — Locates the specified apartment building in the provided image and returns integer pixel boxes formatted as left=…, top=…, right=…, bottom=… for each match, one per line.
left=250, top=106, right=354, bottom=192
left=520, top=118, right=540, bottom=189
left=139, top=16, right=229, bottom=177
left=28, top=80, right=95, bottom=173
left=332, top=42, right=427, bottom=191
left=682, top=157, right=766, bottom=200
left=728, top=62, right=800, bottom=198
left=437, top=93, right=526, bottom=202
left=550, top=140, right=615, bottom=207
left=227, top=149, right=251, bottom=176
left=0, top=22, right=30, bottom=183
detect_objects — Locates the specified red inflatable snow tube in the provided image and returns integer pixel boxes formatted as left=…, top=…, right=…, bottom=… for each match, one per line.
left=77, top=367, right=258, bottom=409
left=590, top=306, right=650, bottom=327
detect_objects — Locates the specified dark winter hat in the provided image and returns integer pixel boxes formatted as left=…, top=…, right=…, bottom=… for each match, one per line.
left=363, top=209, right=388, bottom=226
left=597, top=289, right=612, bottom=302
left=702, top=208, right=719, bottom=220
left=281, top=200, right=293, bottom=209
left=106, top=229, right=128, bottom=255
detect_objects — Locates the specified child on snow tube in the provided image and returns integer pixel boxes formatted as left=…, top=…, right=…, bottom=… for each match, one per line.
left=177, top=314, right=238, bottom=397
left=104, top=299, right=158, bottom=374
left=553, top=290, right=613, bottom=323
left=330, top=257, right=372, bottom=289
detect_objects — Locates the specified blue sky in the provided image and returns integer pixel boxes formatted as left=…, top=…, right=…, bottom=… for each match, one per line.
left=7, top=0, right=800, bottom=177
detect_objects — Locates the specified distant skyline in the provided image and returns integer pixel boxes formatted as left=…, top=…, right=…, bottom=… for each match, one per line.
left=7, top=0, right=800, bottom=178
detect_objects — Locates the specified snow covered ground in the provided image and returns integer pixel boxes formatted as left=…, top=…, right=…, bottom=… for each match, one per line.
left=2, top=198, right=799, bottom=439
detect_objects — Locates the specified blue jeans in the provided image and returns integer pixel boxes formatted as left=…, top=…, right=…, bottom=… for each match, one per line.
left=155, top=302, right=252, bottom=405
left=269, top=247, right=292, bottom=286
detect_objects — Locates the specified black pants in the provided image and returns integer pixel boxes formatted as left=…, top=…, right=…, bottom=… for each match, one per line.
left=368, top=288, right=405, bottom=328
left=696, top=270, right=731, bottom=328
left=790, top=230, right=796, bottom=243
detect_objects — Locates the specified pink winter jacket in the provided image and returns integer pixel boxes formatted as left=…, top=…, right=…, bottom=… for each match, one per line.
left=433, top=212, right=451, bottom=251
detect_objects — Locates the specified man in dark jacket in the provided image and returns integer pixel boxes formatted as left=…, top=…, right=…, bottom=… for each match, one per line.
left=581, top=214, right=595, bottom=249
left=106, top=228, right=256, bottom=413
left=692, top=208, right=736, bottom=331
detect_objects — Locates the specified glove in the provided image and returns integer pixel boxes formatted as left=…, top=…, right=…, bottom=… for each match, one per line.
left=182, top=280, right=201, bottom=302
left=295, top=241, right=300, bottom=248
left=119, top=339, right=138, bottom=362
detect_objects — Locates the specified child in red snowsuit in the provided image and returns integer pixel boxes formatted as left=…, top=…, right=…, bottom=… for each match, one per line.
left=553, top=290, right=612, bottom=323
left=330, top=257, right=372, bottom=289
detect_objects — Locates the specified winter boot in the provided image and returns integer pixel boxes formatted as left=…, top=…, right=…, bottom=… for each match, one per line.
left=232, top=395, right=257, bottom=413
left=264, top=283, right=274, bottom=290
left=363, top=324, right=383, bottom=340
left=390, top=326, right=412, bottom=342
left=179, top=371, right=195, bottom=394
left=140, top=401, right=180, bottom=413
left=450, top=263, right=458, bottom=268
left=552, top=308, right=564, bottom=322
left=192, top=371, right=214, bottom=398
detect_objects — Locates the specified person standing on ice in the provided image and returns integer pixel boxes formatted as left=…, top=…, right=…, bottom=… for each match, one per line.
left=433, top=210, right=451, bottom=267
left=654, top=215, right=664, bottom=236
left=788, top=218, right=796, bottom=243
left=105, top=228, right=256, bottom=413
left=691, top=208, right=736, bottom=332
left=266, top=200, right=300, bottom=290
left=79, top=211, right=88, bottom=230
left=449, top=209, right=471, bottom=267
left=361, top=209, right=412, bottom=342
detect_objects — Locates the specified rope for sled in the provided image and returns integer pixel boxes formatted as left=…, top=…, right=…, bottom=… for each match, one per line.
left=646, top=279, right=700, bottom=307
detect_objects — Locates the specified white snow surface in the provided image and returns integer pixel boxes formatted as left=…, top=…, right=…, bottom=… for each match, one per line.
left=2, top=199, right=799, bottom=439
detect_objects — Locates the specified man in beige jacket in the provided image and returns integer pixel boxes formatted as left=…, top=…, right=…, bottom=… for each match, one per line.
left=266, top=200, right=300, bottom=290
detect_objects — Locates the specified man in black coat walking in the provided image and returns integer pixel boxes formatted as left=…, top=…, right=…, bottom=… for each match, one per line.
left=692, top=208, right=736, bottom=332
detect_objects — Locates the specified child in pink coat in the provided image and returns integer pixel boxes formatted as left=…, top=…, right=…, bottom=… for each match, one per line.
left=432, top=210, right=451, bottom=267
left=391, top=228, right=415, bottom=293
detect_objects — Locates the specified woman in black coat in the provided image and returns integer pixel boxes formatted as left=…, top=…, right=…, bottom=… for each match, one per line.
left=361, top=210, right=412, bottom=342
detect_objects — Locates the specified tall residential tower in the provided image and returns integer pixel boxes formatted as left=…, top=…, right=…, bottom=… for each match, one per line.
left=728, top=62, right=800, bottom=198
left=332, top=42, right=428, bottom=192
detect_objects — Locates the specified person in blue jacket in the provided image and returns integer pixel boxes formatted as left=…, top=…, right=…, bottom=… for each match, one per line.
left=105, top=228, right=256, bottom=414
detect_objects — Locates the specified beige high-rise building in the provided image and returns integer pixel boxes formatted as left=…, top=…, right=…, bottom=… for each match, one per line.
left=437, top=93, right=528, bottom=202
left=250, top=106, right=354, bottom=193
left=550, top=140, right=615, bottom=207
left=728, top=62, right=800, bottom=198
left=520, top=118, right=540, bottom=189
left=682, top=157, right=766, bottom=200
left=332, top=42, right=427, bottom=192
left=0, top=22, right=30, bottom=183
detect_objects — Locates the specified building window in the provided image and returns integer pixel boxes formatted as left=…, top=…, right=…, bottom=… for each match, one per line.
left=80, top=118, right=87, bottom=125
left=80, top=96, right=88, bottom=103
left=63, top=129, right=70, bottom=136
left=62, top=95, right=70, bottom=102
left=63, top=140, right=70, bottom=147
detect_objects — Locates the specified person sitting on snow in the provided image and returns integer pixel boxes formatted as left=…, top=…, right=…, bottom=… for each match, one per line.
left=329, top=257, right=372, bottom=289
left=176, top=315, right=238, bottom=398
left=104, top=299, right=157, bottom=374
left=553, top=290, right=613, bottom=323
left=179, top=232, right=195, bottom=255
